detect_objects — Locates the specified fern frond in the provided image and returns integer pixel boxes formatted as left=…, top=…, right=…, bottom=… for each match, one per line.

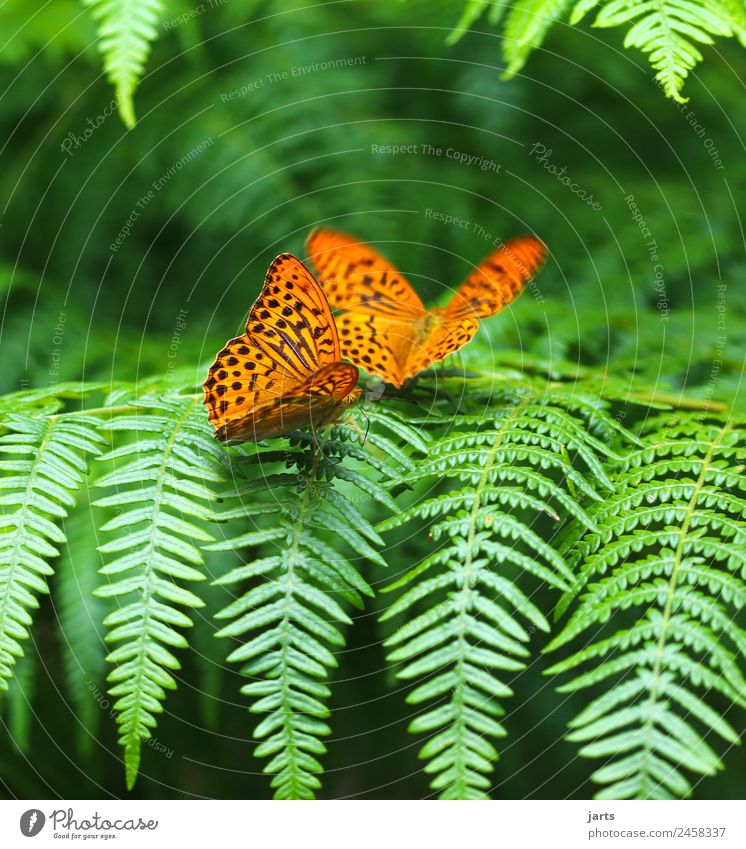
left=56, top=487, right=108, bottom=758
left=210, top=414, right=422, bottom=799
left=446, top=0, right=509, bottom=44
left=379, top=389, right=623, bottom=798
left=590, top=0, right=736, bottom=102
left=502, top=0, right=573, bottom=78
left=3, top=642, right=36, bottom=752
left=546, top=412, right=746, bottom=799
left=720, top=0, right=746, bottom=45
left=452, top=0, right=745, bottom=100
left=82, top=0, right=165, bottom=127
left=92, top=395, right=225, bottom=788
left=0, top=414, right=105, bottom=692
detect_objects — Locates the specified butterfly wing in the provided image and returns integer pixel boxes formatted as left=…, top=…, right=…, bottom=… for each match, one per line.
left=214, top=362, right=360, bottom=443
left=401, top=236, right=546, bottom=381
left=305, top=228, right=425, bottom=316
left=444, top=235, right=546, bottom=320
left=402, top=315, right=480, bottom=384
left=204, top=253, right=353, bottom=440
left=335, top=309, right=419, bottom=388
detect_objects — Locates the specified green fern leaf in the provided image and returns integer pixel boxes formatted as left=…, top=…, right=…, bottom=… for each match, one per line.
left=0, top=414, right=105, bottom=692
left=720, top=0, right=746, bottom=45
left=502, top=0, right=574, bottom=78
left=56, top=486, right=109, bottom=758
left=453, top=0, right=745, bottom=100
left=546, top=413, right=746, bottom=799
left=592, top=0, right=736, bottom=101
left=210, top=416, right=422, bottom=799
left=93, top=395, right=225, bottom=788
left=447, top=0, right=509, bottom=44
left=3, top=643, right=36, bottom=752
left=380, top=388, right=622, bottom=798
left=82, top=0, right=165, bottom=127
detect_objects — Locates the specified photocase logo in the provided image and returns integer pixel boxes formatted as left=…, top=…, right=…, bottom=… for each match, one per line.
left=20, top=809, right=46, bottom=837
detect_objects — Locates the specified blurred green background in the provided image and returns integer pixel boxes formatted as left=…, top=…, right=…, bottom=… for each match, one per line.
left=0, top=0, right=743, bottom=798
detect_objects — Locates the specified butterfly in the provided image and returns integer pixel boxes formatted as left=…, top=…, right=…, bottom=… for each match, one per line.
left=203, top=253, right=361, bottom=443
left=305, top=229, right=547, bottom=388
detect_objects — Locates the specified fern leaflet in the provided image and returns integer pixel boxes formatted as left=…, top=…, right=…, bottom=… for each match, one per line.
left=93, top=395, right=224, bottom=788
left=546, top=412, right=746, bottom=799
left=209, top=412, right=423, bottom=799
left=585, top=0, right=737, bottom=102
left=502, top=0, right=574, bottom=78
left=0, top=414, right=105, bottom=691
left=82, top=0, right=165, bottom=127
left=56, top=486, right=108, bottom=758
left=450, top=0, right=745, bottom=100
left=379, top=388, right=624, bottom=798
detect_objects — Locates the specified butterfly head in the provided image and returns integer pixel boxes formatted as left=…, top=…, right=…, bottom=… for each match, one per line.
left=346, top=386, right=364, bottom=406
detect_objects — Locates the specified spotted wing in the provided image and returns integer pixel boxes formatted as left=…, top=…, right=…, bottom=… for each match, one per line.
left=213, top=362, right=360, bottom=443
left=334, top=309, right=419, bottom=388
left=402, top=314, right=480, bottom=383
left=305, top=228, right=425, bottom=317
left=203, top=253, right=346, bottom=438
left=445, top=235, right=546, bottom=320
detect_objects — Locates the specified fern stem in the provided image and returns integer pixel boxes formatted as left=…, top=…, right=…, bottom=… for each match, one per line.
left=636, top=420, right=733, bottom=797
left=277, top=446, right=320, bottom=798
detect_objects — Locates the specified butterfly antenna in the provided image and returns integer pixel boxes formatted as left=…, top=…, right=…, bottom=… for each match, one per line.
left=355, top=405, right=371, bottom=447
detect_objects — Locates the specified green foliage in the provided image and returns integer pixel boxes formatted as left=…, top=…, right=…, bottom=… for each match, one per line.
left=546, top=411, right=746, bottom=798
left=576, top=0, right=739, bottom=102
left=209, top=412, right=423, bottom=798
left=3, top=645, right=36, bottom=753
left=0, top=414, right=105, bottom=692
left=92, top=394, right=225, bottom=788
left=446, top=0, right=509, bottom=44
left=56, top=487, right=109, bottom=757
left=82, top=0, right=165, bottom=126
left=451, top=0, right=746, bottom=100
left=378, top=382, right=628, bottom=797
left=0, top=368, right=744, bottom=799
left=1, top=0, right=745, bottom=802
left=502, top=0, right=574, bottom=79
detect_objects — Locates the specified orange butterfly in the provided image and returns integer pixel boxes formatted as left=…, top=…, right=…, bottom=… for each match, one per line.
left=305, top=229, right=546, bottom=388
left=203, top=253, right=361, bottom=443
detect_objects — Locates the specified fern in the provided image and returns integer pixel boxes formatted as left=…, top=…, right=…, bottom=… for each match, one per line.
left=446, top=0, right=509, bottom=44
left=82, top=0, right=165, bottom=127
left=92, top=394, right=225, bottom=788
left=0, top=372, right=741, bottom=798
left=546, top=411, right=746, bottom=799
left=502, top=0, right=573, bottom=78
left=451, top=0, right=745, bottom=100
left=578, top=0, right=737, bottom=102
left=378, top=385, right=627, bottom=798
left=0, top=414, right=105, bottom=692
left=209, top=411, right=423, bottom=799
left=3, top=643, right=36, bottom=753
left=56, top=487, right=108, bottom=758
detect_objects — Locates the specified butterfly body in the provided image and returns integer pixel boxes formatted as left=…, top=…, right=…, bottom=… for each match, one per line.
left=204, top=254, right=360, bottom=443
left=307, top=228, right=545, bottom=387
